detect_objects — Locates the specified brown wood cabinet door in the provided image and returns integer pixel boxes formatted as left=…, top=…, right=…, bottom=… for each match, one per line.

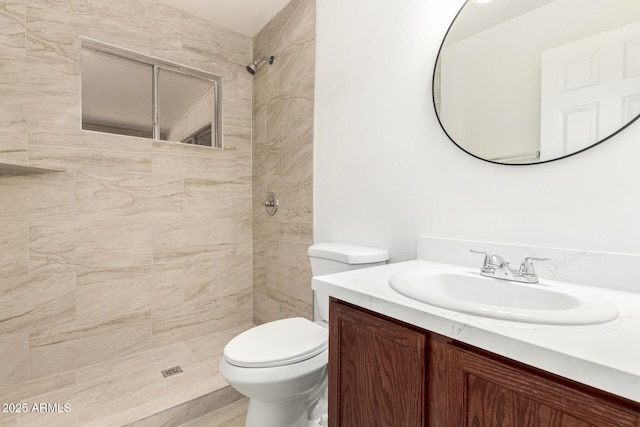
left=329, top=299, right=428, bottom=427
left=448, top=344, right=639, bottom=427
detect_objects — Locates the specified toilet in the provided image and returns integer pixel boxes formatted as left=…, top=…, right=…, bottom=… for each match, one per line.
left=219, top=242, right=389, bottom=427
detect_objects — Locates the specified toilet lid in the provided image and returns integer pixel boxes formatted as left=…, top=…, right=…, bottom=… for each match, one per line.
left=223, top=317, right=328, bottom=368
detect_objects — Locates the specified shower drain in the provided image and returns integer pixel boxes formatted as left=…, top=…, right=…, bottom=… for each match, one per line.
left=161, top=366, right=184, bottom=378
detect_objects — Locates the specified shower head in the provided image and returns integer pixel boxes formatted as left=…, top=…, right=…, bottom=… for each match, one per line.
left=246, top=56, right=275, bottom=75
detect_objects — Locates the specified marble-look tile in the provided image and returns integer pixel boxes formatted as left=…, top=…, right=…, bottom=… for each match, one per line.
left=251, top=101, right=267, bottom=145
left=266, top=260, right=312, bottom=304
left=73, top=343, right=198, bottom=424
left=0, top=371, right=76, bottom=406
left=76, top=262, right=184, bottom=322
left=0, top=107, right=27, bottom=161
left=268, top=287, right=312, bottom=320
left=0, top=331, right=29, bottom=388
left=265, top=173, right=313, bottom=223
left=29, top=123, right=153, bottom=174
left=235, top=216, right=252, bottom=257
left=29, top=312, right=152, bottom=379
left=280, top=221, right=313, bottom=244
left=183, top=253, right=251, bottom=303
left=278, top=26, right=314, bottom=94
left=253, top=219, right=280, bottom=260
left=266, top=78, right=314, bottom=140
left=25, top=0, right=79, bottom=74
left=152, top=141, right=237, bottom=181
left=223, top=75, right=252, bottom=132
left=0, top=172, right=75, bottom=222
left=268, top=0, right=314, bottom=55
left=253, top=287, right=280, bottom=325
left=183, top=179, right=250, bottom=218
left=235, top=289, right=253, bottom=326
left=253, top=61, right=279, bottom=109
left=0, top=1, right=26, bottom=54
left=279, top=125, right=312, bottom=177
left=151, top=296, right=237, bottom=348
left=29, top=220, right=153, bottom=274
left=0, top=222, right=28, bottom=278
left=0, top=273, right=75, bottom=335
left=152, top=216, right=236, bottom=262
left=76, top=171, right=184, bottom=218
left=0, top=0, right=257, bottom=421
left=207, top=23, right=251, bottom=67
left=253, top=138, right=278, bottom=178
left=178, top=398, right=248, bottom=427
left=279, top=239, right=312, bottom=268
left=70, top=0, right=154, bottom=56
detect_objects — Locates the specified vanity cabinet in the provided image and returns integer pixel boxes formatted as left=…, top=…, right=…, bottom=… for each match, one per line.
left=329, top=298, right=640, bottom=427
left=328, top=297, right=428, bottom=426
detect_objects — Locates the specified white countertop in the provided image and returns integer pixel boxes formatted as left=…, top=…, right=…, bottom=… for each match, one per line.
left=312, top=259, right=640, bottom=403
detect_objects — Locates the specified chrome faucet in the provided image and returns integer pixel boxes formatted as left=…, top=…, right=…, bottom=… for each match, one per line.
left=470, top=250, right=549, bottom=284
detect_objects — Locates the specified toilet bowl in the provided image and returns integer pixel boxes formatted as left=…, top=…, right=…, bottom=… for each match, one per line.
left=219, top=243, right=389, bottom=427
left=219, top=318, right=328, bottom=427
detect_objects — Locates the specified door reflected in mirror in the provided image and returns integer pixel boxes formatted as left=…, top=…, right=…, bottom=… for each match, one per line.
left=81, top=38, right=222, bottom=148
left=434, top=0, right=640, bottom=164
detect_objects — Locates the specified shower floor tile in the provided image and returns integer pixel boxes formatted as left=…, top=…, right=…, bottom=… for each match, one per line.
left=0, top=324, right=252, bottom=427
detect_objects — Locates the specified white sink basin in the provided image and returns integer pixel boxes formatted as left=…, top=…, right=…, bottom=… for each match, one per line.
left=389, top=269, right=619, bottom=325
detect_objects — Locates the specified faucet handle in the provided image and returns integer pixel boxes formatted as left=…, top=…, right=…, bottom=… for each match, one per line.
left=470, top=249, right=491, bottom=266
left=518, top=257, right=550, bottom=277
left=470, top=249, right=506, bottom=272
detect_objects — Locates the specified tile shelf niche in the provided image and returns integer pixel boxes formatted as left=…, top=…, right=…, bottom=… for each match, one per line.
left=0, top=158, right=66, bottom=175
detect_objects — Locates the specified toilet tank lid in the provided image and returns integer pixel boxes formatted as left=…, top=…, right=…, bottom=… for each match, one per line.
left=308, top=243, right=389, bottom=264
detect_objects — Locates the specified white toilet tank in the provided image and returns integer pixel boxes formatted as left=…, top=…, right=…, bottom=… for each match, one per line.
left=308, top=243, right=389, bottom=323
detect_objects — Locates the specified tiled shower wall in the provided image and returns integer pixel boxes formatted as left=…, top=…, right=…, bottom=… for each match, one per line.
left=252, top=0, right=315, bottom=324
left=0, top=0, right=252, bottom=398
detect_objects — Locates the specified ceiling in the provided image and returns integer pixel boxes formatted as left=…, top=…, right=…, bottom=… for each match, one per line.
left=155, top=0, right=293, bottom=37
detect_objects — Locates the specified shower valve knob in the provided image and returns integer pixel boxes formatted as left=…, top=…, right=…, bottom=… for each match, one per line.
left=262, top=192, right=279, bottom=216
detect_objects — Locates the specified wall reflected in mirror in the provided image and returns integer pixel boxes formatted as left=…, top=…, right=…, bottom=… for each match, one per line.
left=81, top=39, right=222, bottom=148
left=434, top=0, right=640, bottom=164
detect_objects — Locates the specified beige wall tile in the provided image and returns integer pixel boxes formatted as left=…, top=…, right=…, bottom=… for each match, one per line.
left=252, top=0, right=315, bottom=322
left=235, top=289, right=253, bottom=326
left=184, top=253, right=251, bottom=303
left=0, top=172, right=75, bottom=222
left=280, top=221, right=313, bottom=244
left=29, top=127, right=153, bottom=174
left=279, top=125, right=313, bottom=177
left=76, top=171, right=184, bottom=218
left=151, top=141, right=237, bottom=181
left=76, top=262, right=184, bottom=322
left=151, top=296, right=236, bottom=348
left=235, top=216, right=253, bottom=257
left=184, top=179, right=250, bottom=218
left=29, top=220, right=153, bottom=274
left=253, top=219, right=280, bottom=260
left=153, top=216, right=236, bottom=261
left=253, top=138, right=279, bottom=178
left=265, top=79, right=314, bottom=140
left=0, top=273, right=75, bottom=335
left=0, top=1, right=26, bottom=54
left=0, top=331, right=29, bottom=388
left=279, top=239, right=313, bottom=268
left=278, top=27, right=315, bottom=93
left=0, top=107, right=27, bottom=161
left=0, top=222, right=28, bottom=278
left=29, top=312, right=152, bottom=379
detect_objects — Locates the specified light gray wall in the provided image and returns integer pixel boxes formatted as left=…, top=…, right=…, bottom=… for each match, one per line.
left=314, top=0, right=640, bottom=262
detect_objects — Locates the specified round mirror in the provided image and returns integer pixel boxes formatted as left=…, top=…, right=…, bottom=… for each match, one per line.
left=434, top=0, right=640, bottom=164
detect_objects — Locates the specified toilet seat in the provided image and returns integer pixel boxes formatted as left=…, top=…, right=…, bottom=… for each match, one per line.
left=223, top=317, right=328, bottom=368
